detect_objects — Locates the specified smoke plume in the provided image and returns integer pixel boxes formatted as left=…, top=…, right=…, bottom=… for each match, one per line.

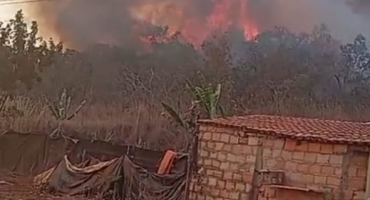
left=25, top=0, right=370, bottom=49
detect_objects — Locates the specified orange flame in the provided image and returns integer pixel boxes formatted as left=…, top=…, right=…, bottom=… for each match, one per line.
left=129, top=0, right=259, bottom=47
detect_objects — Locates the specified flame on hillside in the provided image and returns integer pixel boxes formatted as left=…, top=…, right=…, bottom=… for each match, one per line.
left=12, top=0, right=370, bottom=49
left=128, top=0, right=259, bottom=47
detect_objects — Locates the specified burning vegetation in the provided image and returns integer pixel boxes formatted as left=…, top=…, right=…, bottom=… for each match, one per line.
left=0, top=0, right=369, bottom=147
left=25, top=0, right=370, bottom=49
left=128, top=0, right=259, bottom=46
left=0, top=2, right=370, bottom=200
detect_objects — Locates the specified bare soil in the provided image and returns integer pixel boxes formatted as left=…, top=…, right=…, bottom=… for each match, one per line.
left=0, top=173, right=89, bottom=200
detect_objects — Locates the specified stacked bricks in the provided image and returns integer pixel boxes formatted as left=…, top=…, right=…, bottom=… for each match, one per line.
left=347, top=150, right=368, bottom=200
left=189, top=125, right=258, bottom=200
left=259, top=138, right=367, bottom=200
left=190, top=123, right=369, bottom=200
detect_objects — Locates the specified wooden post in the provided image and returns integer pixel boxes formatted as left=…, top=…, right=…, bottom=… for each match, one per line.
left=184, top=104, right=199, bottom=200
left=250, top=138, right=264, bottom=200
left=184, top=135, right=195, bottom=200
left=339, top=146, right=351, bottom=200
left=365, top=151, right=370, bottom=200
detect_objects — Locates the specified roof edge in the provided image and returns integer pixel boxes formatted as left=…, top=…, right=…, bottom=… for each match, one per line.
left=197, top=119, right=370, bottom=146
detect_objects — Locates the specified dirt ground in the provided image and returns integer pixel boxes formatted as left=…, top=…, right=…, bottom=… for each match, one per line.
left=0, top=173, right=91, bottom=200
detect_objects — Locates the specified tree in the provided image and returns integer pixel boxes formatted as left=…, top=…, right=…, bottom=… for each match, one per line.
left=341, top=34, right=370, bottom=74
left=0, top=10, right=61, bottom=93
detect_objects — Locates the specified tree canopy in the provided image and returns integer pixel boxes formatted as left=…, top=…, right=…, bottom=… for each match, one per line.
left=0, top=10, right=62, bottom=92
left=1, top=10, right=370, bottom=119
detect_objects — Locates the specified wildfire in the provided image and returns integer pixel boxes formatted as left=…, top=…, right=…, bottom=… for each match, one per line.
left=129, top=0, right=259, bottom=47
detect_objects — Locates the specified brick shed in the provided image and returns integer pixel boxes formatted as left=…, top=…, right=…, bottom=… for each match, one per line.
left=190, top=115, right=370, bottom=200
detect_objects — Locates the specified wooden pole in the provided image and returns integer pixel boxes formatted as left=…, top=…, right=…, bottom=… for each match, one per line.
left=184, top=103, right=199, bottom=200
left=365, top=150, right=370, bottom=200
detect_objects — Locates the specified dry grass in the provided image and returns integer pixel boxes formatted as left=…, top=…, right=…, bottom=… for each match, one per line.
left=0, top=96, right=188, bottom=151
left=2, top=95, right=369, bottom=152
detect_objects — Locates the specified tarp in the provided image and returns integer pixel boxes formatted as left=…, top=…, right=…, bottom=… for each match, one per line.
left=68, top=140, right=188, bottom=174
left=35, top=155, right=186, bottom=200
left=45, top=156, right=124, bottom=199
left=0, top=131, right=75, bottom=175
left=33, top=158, right=101, bottom=189
left=0, top=131, right=188, bottom=175
left=0, top=131, right=189, bottom=200
left=122, top=155, right=186, bottom=200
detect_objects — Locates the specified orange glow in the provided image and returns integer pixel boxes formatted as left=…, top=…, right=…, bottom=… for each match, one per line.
left=129, top=0, right=259, bottom=47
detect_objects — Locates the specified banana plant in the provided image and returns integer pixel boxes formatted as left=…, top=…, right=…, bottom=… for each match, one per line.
left=161, top=80, right=224, bottom=135
left=161, top=102, right=186, bottom=129
left=185, top=80, right=224, bottom=119
left=44, top=88, right=86, bottom=121
left=161, top=101, right=199, bottom=137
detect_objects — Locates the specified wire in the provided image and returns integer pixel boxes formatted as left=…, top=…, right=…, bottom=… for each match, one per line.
left=0, top=0, right=59, bottom=5
left=0, top=0, right=35, bottom=2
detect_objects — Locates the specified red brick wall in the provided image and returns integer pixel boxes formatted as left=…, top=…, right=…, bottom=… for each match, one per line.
left=190, top=124, right=369, bottom=200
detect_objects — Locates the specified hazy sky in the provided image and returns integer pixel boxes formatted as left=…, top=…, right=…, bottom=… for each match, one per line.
left=0, top=4, right=28, bottom=21
left=0, top=2, right=61, bottom=42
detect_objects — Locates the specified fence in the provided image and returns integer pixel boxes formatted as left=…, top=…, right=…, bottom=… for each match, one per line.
left=0, top=130, right=189, bottom=200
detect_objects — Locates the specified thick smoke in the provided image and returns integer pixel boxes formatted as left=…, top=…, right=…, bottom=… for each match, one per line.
left=248, top=0, right=370, bottom=41
left=27, top=0, right=370, bottom=49
left=346, top=0, right=370, bottom=16
left=27, top=0, right=139, bottom=49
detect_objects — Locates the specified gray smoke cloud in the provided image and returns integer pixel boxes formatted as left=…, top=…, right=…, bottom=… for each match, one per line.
left=27, top=0, right=370, bottom=48
left=29, top=0, right=139, bottom=49
left=248, top=0, right=370, bottom=42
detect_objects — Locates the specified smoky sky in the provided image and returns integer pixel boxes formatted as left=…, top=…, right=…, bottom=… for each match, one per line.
left=30, top=0, right=139, bottom=49
left=248, top=0, right=370, bottom=41
left=28, top=0, right=370, bottom=49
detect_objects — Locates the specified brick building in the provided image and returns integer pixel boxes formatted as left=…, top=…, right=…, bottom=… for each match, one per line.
left=190, top=115, right=370, bottom=200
